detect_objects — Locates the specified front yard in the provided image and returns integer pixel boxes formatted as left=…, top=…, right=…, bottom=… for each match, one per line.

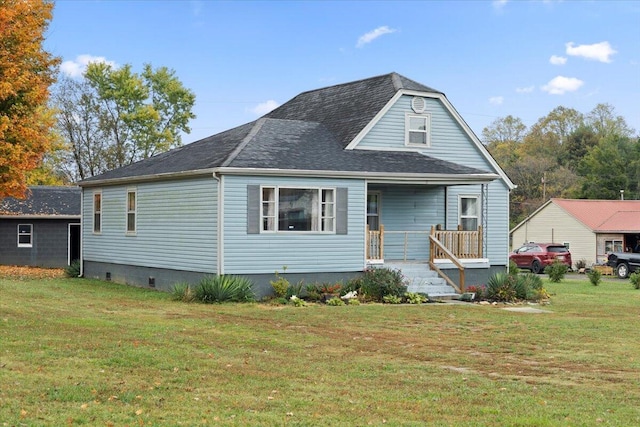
left=1, top=269, right=639, bottom=426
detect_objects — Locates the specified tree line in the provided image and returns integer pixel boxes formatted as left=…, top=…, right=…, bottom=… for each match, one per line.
left=482, top=105, right=638, bottom=228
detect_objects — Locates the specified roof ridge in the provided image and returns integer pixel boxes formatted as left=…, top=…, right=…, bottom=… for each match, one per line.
left=391, top=72, right=403, bottom=91
left=221, top=118, right=266, bottom=167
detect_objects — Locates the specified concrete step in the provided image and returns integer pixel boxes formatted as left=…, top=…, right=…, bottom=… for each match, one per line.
left=383, top=262, right=459, bottom=298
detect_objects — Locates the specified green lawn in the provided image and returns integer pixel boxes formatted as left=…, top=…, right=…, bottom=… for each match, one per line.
left=1, top=272, right=639, bottom=426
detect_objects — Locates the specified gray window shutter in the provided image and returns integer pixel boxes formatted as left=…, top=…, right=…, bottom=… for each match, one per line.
left=247, top=185, right=260, bottom=234
left=336, top=187, right=348, bottom=235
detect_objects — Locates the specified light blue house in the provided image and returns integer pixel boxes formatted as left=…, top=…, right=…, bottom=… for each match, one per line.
left=78, top=73, right=514, bottom=297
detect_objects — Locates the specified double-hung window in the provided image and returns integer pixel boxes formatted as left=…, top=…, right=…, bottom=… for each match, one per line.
left=459, top=195, right=480, bottom=231
left=126, top=189, right=137, bottom=234
left=93, top=192, right=102, bottom=233
left=405, top=113, right=431, bottom=146
left=17, top=224, right=32, bottom=247
left=261, top=187, right=335, bottom=232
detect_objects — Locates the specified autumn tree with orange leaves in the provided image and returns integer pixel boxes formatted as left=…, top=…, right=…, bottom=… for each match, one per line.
left=0, top=0, right=60, bottom=200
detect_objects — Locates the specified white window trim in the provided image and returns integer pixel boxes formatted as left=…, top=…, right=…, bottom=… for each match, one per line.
left=458, top=194, right=480, bottom=231
left=126, top=188, right=137, bottom=235
left=17, top=224, right=33, bottom=248
left=405, top=112, right=431, bottom=147
left=260, top=185, right=336, bottom=234
left=93, top=191, right=102, bottom=234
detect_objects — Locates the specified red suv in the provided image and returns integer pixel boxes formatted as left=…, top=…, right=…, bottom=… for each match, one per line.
left=510, top=243, right=572, bottom=274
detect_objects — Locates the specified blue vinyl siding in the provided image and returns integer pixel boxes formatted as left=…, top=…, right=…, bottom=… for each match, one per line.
left=222, top=175, right=365, bottom=274
left=359, top=95, right=494, bottom=170
left=82, top=178, right=217, bottom=273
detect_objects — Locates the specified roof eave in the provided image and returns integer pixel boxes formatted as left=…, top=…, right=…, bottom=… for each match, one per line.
left=0, top=215, right=80, bottom=219
left=78, top=168, right=217, bottom=187
left=215, top=167, right=500, bottom=184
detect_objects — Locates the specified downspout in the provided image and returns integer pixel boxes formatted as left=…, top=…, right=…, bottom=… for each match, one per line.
left=79, top=188, right=84, bottom=277
left=214, top=171, right=224, bottom=275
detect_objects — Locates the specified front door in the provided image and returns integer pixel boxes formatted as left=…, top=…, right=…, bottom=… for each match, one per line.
left=68, top=223, right=81, bottom=265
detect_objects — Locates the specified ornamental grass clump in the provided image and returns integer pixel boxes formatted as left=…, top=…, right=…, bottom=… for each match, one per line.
left=485, top=272, right=517, bottom=302
left=171, top=282, right=194, bottom=302
left=194, top=275, right=255, bottom=303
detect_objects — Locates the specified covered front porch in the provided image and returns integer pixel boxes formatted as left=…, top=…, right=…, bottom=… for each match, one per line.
left=367, top=225, right=487, bottom=294
left=364, top=182, right=492, bottom=294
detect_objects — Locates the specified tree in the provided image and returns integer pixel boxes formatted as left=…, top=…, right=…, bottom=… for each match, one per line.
left=0, top=0, right=60, bottom=199
left=586, top=103, right=635, bottom=140
left=577, top=135, right=636, bottom=199
left=482, top=115, right=527, bottom=146
left=53, top=62, right=196, bottom=180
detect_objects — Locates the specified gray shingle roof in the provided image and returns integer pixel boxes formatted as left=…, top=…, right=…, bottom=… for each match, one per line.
left=0, top=186, right=81, bottom=216
left=80, top=72, right=488, bottom=184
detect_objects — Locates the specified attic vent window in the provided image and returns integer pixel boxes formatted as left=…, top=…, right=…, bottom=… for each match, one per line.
left=411, top=96, right=426, bottom=113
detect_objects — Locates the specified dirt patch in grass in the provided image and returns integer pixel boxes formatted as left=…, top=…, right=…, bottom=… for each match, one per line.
left=0, top=265, right=65, bottom=280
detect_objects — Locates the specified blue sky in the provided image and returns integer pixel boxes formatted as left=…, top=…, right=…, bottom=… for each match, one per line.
left=46, top=0, right=640, bottom=143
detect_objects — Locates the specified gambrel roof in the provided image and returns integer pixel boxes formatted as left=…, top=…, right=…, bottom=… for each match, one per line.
left=0, top=186, right=81, bottom=218
left=80, top=72, right=507, bottom=186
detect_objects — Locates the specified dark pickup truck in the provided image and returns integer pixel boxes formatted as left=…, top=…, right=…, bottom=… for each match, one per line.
left=606, top=252, right=640, bottom=278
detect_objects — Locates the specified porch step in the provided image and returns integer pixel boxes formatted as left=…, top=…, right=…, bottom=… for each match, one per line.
left=382, top=262, right=459, bottom=298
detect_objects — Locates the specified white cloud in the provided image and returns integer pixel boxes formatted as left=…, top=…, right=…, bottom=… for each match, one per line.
left=60, top=54, right=117, bottom=78
left=250, top=100, right=279, bottom=116
left=516, top=86, right=535, bottom=94
left=541, top=76, right=584, bottom=95
left=356, top=26, right=397, bottom=48
left=489, top=96, right=504, bottom=105
left=565, top=41, right=617, bottom=63
left=493, top=0, right=508, bottom=10
left=549, top=55, right=567, bottom=65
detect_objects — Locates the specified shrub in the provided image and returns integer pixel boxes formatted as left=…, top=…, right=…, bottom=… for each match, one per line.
left=305, top=283, right=323, bottom=302
left=485, top=272, right=517, bottom=302
left=359, top=268, right=407, bottom=302
left=404, top=292, right=427, bottom=304
left=171, top=282, right=194, bottom=302
left=545, top=259, right=568, bottom=283
left=346, top=299, right=360, bottom=306
left=270, top=269, right=290, bottom=298
left=587, top=269, right=601, bottom=286
left=466, top=284, right=486, bottom=300
left=630, top=272, right=640, bottom=290
left=326, top=297, right=345, bottom=306
left=575, top=258, right=587, bottom=271
left=194, top=275, right=255, bottom=303
left=64, top=260, right=81, bottom=278
left=382, top=294, right=402, bottom=304
left=508, top=259, right=519, bottom=276
left=289, top=295, right=307, bottom=307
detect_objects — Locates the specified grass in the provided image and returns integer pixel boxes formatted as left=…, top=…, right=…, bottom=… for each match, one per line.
left=1, top=270, right=639, bottom=426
